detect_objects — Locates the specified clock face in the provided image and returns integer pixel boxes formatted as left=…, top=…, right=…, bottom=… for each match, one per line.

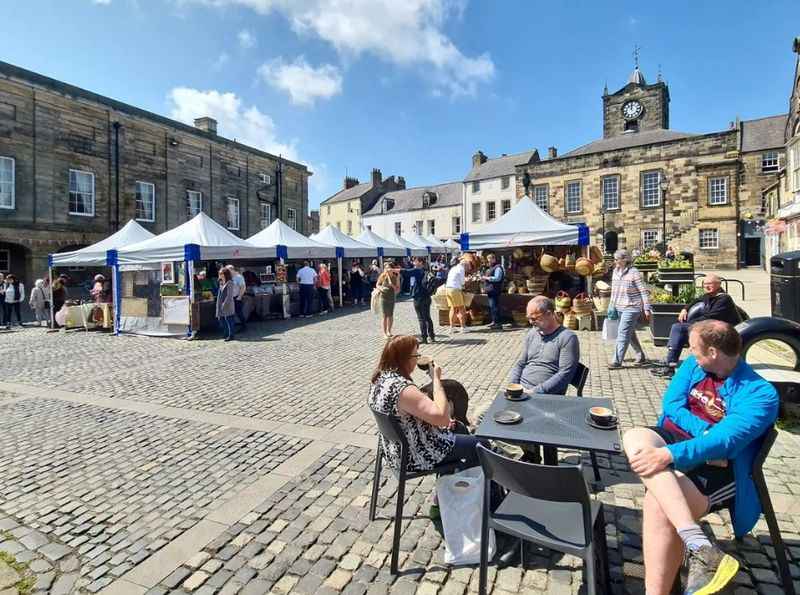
left=622, top=100, right=643, bottom=120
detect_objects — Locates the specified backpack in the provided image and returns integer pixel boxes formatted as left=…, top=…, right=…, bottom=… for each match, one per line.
left=421, top=271, right=442, bottom=297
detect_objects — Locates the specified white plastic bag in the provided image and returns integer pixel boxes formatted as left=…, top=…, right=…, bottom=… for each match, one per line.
left=437, top=467, right=495, bottom=565
left=602, top=317, right=619, bottom=341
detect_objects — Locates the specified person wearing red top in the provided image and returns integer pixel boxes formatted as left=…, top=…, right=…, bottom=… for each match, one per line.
left=317, top=263, right=334, bottom=315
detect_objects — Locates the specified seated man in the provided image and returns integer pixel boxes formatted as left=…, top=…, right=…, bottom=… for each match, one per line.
left=653, top=274, right=740, bottom=377
left=624, top=320, right=778, bottom=595
left=509, top=296, right=580, bottom=464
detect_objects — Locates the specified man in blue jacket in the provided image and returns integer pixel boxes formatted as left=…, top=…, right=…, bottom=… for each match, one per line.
left=623, top=320, right=778, bottom=595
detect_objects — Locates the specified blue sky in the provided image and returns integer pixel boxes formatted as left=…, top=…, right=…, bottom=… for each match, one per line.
left=2, top=1, right=798, bottom=210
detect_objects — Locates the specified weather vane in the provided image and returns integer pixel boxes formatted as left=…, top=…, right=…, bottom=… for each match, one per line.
left=633, top=45, right=641, bottom=68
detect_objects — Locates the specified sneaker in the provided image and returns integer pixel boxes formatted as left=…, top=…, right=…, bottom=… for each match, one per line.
left=632, top=358, right=649, bottom=367
left=428, top=504, right=440, bottom=521
left=684, top=544, right=739, bottom=595
left=607, top=362, right=622, bottom=370
left=420, top=337, right=428, bottom=344
left=429, top=336, right=436, bottom=343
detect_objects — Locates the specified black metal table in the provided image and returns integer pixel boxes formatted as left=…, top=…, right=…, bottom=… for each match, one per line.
left=475, top=392, right=622, bottom=454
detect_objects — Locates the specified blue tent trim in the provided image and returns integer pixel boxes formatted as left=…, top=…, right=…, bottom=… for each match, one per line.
left=377, top=247, right=384, bottom=257
left=106, top=249, right=118, bottom=266
left=577, top=224, right=590, bottom=246
left=460, top=233, right=470, bottom=250
left=335, top=247, right=344, bottom=258
left=276, top=245, right=288, bottom=261
left=47, top=255, right=53, bottom=268
left=184, top=244, right=201, bottom=262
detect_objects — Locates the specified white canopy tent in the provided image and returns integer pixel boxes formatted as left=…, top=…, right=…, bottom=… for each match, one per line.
left=459, top=196, right=589, bottom=250
left=422, top=234, right=448, bottom=254
left=355, top=228, right=407, bottom=258
left=402, top=230, right=447, bottom=255
left=385, top=231, right=428, bottom=257
left=444, top=238, right=462, bottom=252
left=310, top=225, right=378, bottom=307
left=248, top=219, right=336, bottom=259
left=50, top=220, right=155, bottom=267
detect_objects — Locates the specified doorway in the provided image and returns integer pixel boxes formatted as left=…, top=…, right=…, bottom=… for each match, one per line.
left=604, top=231, right=618, bottom=254
left=743, top=237, right=761, bottom=267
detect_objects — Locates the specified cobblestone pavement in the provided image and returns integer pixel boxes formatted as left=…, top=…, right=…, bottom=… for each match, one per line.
left=1, top=298, right=799, bottom=594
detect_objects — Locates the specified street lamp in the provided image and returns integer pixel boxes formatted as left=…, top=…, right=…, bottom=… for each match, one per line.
left=659, top=175, right=669, bottom=251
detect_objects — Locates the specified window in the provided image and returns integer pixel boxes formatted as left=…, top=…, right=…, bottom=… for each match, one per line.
left=699, top=228, right=719, bottom=249
left=394, top=221, right=402, bottom=235
left=326, top=205, right=331, bottom=215
left=471, top=203, right=481, bottom=223
left=501, top=199, right=511, bottom=215
left=486, top=201, right=496, bottom=221
left=761, top=151, right=779, bottom=173
left=452, top=216, right=461, bottom=235
left=226, top=197, right=240, bottom=230
left=641, top=171, right=661, bottom=208
left=366, top=225, right=372, bottom=231
left=0, top=249, right=9, bottom=272
left=187, top=190, right=203, bottom=218
left=625, top=120, right=639, bottom=133
left=260, top=202, right=272, bottom=229
left=135, top=181, right=155, bottom=222
left=565, top=181, right=582, bottom=214
left=415, top=220, right=423, bottom=233
left=641, top=229, right=660, bottom=250
left=427, top=220, right=435, bottom=236
left=347, top=221, right=352, bottom=235
left=472, top=180, right=480, bottom=193
left=708, top=177, right=728, bottom=205
left=602, top=175, right=620, bottom=211
left=287, top=207, right=297, bottom=230
left=0, top=157, right=14, bottom=209
left=533, top=184, right=549, bottom=212
left=501, top=176, right=510, bottom=190
left=68, top=169, right=95, bottom=216
left=791, top=142, right=800, bottom=192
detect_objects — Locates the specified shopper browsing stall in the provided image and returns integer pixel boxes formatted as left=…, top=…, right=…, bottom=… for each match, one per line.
left=296, top=261, right=318, bottom=318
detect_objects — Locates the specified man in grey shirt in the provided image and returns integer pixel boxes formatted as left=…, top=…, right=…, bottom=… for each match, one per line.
left=509, top=296, right=580, bottom=464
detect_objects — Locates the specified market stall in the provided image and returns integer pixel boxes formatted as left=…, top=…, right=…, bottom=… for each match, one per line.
left=355, top=228, right=408, bottom=262
left=385, top=231, right=428, bottom=258
left=402, top=230, right=447, bottom=255
left=48, top=220, right=155, bottom=330
left=310, top=225, right=378, bottom=307
left=115, top=213, right=272, bottom=336
left=423, top=235, right=449, bottom=254
left=453, top=196, right=597, bottom=327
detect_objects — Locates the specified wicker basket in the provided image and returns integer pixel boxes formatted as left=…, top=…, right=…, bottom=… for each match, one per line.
left=571, top=293, right=593, bottom=315
left=555, top=291, right=572, bottom=311
left=563, top=311, right=579, bottom=330
left=512, top=311, right=529, bottom=326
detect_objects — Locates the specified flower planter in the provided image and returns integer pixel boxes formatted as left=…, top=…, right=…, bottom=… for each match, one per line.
left=656, top=269, right=695, bottom=283
left=635, top=261, right=658, bottom=272
left=649, top=303, right=685, bottom=347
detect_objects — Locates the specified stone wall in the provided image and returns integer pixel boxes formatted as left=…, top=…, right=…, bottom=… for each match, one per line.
left=603, top=82, right=669, bottom=138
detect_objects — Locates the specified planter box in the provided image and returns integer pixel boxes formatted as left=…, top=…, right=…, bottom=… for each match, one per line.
left=650, top=303, right=685, bottom=347
left=635, top=261, right=658, bottom=272
left=657, top=269, right=695, bottom=283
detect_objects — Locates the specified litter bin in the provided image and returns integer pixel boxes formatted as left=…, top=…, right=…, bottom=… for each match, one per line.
left=771, top=251, right=800, bottom=323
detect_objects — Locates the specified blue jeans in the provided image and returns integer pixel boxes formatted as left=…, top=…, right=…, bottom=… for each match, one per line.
left=614, top=309, right=645, bottom=365
left=299, top=284, right=314, bottom=315
left=234, top=299, right=246, bottom=327
left=219, top=315, right=235, bottom=340
left=487, top=291, right=501, bottom=325
left=438, top=434, right=487, bottom=468
left=666, top=322, right=691, bottom=364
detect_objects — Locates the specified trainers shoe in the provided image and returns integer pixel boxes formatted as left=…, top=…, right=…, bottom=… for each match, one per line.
left=684, top=544, right=739, bottom=595
left=632, top=358, right=649, bottom=367
left=607, top=362, right=622, bottom=370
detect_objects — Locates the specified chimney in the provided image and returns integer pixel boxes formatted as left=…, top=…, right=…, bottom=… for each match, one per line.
left=397, top=176, right=406, bottom=190
left=194, top=117, right=218, bottom=135
left=547, top=146, right=558, bottom=159
left=343, top=176, right=360, bottom=189
left=371, top=168, right=382, bottom=187
left=472, top=150, right=487, bottom=168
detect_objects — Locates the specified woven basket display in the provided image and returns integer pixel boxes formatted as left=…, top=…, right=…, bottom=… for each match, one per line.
left=571, top=293, right=593, bottom=314
left=555, top=291, right=572, bottom=311
left=563, top=311, right=579, bottom=330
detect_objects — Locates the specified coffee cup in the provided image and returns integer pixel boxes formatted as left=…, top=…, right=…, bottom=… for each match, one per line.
left=589, top=406, right=616, bottom=427
left=505, top=383, right=524, bottom=398
left=417, top=356, right=432, bottom=372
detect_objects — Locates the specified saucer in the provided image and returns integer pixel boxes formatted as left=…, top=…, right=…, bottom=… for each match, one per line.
left=585, top=413, right=618, bottom=430
left=504, top=393, right=529, bottom=402
left=494, top=410, right=523, bottom=425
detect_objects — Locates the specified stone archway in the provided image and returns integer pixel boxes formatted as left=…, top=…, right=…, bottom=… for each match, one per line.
left=0, top=241, right=32, bottom=281
left=604, top=231, right=619, bottom=254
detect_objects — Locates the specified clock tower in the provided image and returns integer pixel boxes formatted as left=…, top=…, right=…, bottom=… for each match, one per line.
left=602, top=66, right=670, bottom=138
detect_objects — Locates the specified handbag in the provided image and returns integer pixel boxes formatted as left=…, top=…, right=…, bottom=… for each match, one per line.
left=370, top=288, right=381, bottom=315
left=606, top=305, right=619, bottom=320
left=602, top=318, right=619, bottom=341
left=437, top=467, right=496, bottom=565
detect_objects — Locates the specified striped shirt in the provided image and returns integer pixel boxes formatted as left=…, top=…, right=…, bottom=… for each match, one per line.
left=610, top=266, right=651, bottom=312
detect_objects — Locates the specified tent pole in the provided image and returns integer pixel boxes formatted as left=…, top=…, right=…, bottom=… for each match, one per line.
left=186, top=260, right=194, bottom=338
left=338, top=256, right=343, bottom=308
left=48, top=266, right=54, bottom=330
left=112, top=264, right=120, bottom=335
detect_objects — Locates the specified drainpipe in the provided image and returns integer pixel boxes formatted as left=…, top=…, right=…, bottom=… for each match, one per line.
left=277, top=155, right=283, bottom=221
left=113, top=122, right=121, bottom=231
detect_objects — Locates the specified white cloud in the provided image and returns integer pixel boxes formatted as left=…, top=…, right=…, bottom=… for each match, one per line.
left=167, top=87, right=299, bottom=161
left=212, top=52, right=230, bottom=70
left=258, top=57, right=342, bottom=106
left=237, top=29, right=257, bottom=49
left=175, top=0, right=495, bottom=97
left=92, top=0, right=112, bottom=4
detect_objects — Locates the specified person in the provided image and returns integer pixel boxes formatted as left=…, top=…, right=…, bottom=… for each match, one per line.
left=29, top=279, right=49, bottom=327
left=608, top=249, right=651, bottom=369
left=481, top=253, right=505, bottom=329
left=3, top=274, right=25, bottom=327
left=90, top=274, right=106, bottom=304
left=227, top=265, right=247, bottom=329
left=296, top=260, right=318, bottom=318
left=350, top=260, right=366, bottom=306
left=405, top=257, right=436, bottom=344
left=375, top=263, right=400, bottom=338
left=665, top=245, right=676, bottom=261
left=445, top=256, right=470, bottom=333
left=623, top=321, right=778, bottom=595
left=509, top=296, right=580, bottom=465
left=368, top=335, right=484, bottom=472
left=317, top=263, right=334, bottom=315
left=0, top=273, right=5, bottom=327
left=216, top=268, right=236, bottom=341
left=51, top=275, right=68, bottom=328
left=653, top=274, right=742, bottom=377
left=368, top=259, right=380, bottom=293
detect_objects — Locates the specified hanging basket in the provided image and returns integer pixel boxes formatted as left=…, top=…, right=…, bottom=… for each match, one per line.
left=575, top=257, right=593, bottom=277
left=540, top=253, right=559, bottom=273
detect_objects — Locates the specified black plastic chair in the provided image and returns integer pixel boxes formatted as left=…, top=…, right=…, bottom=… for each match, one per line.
left=368, top=409, right=465, bottom=575
left=569, top=363, right=602, bottom=482
left=476, top=444, right=610, bottom=595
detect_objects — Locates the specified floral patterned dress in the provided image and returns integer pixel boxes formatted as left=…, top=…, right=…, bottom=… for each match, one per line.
left=368, top=370, right=455, bottom=471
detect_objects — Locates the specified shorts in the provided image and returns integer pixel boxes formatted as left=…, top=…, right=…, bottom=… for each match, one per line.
left=445, top=288, right=464, bottom=308
left=650, top=426, right=736, bottom=513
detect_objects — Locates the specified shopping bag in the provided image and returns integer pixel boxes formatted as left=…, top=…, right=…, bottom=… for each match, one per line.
left=602, top=318, right=619, bottom=341
left=437, top=467, right=495, bottom=565
left=370, top=288, right=381, bottom=315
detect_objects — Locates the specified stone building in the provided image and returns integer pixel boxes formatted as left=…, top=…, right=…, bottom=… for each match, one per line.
left=307, top=210, right=320, bottom=235
left=318, top=169, right=405, bottom=236
left=464, top=149, right=536, bottom=233
left=361, top=181, right=462, bottom=241
left=774, top=37, right=800, bottom=253
left=0, top=61, right=311, bottom=285
left=516, top=66, right=785, bottom=269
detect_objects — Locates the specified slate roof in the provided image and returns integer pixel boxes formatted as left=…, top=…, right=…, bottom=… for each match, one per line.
left=740, top=114, right=789, bottom=152
left=464, top=150, right=536, bottom=182
left=560, top=129, right=698, bottom=158
left=362, top=181, right=462, bottom=216
left=320, top=182, right=372, bottom=205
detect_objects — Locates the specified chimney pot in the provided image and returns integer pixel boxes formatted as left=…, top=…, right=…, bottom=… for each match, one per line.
left=194, top=117, right=218, bottom=135
left=343, top=176, right=360, bottom=189
left=397, top=176, right=406, bottom=190
left=472, top=150, right=488, bottom=168
left=371, top=168, right=382, bottom=186
left=547, top=146, right=557, bottom=159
